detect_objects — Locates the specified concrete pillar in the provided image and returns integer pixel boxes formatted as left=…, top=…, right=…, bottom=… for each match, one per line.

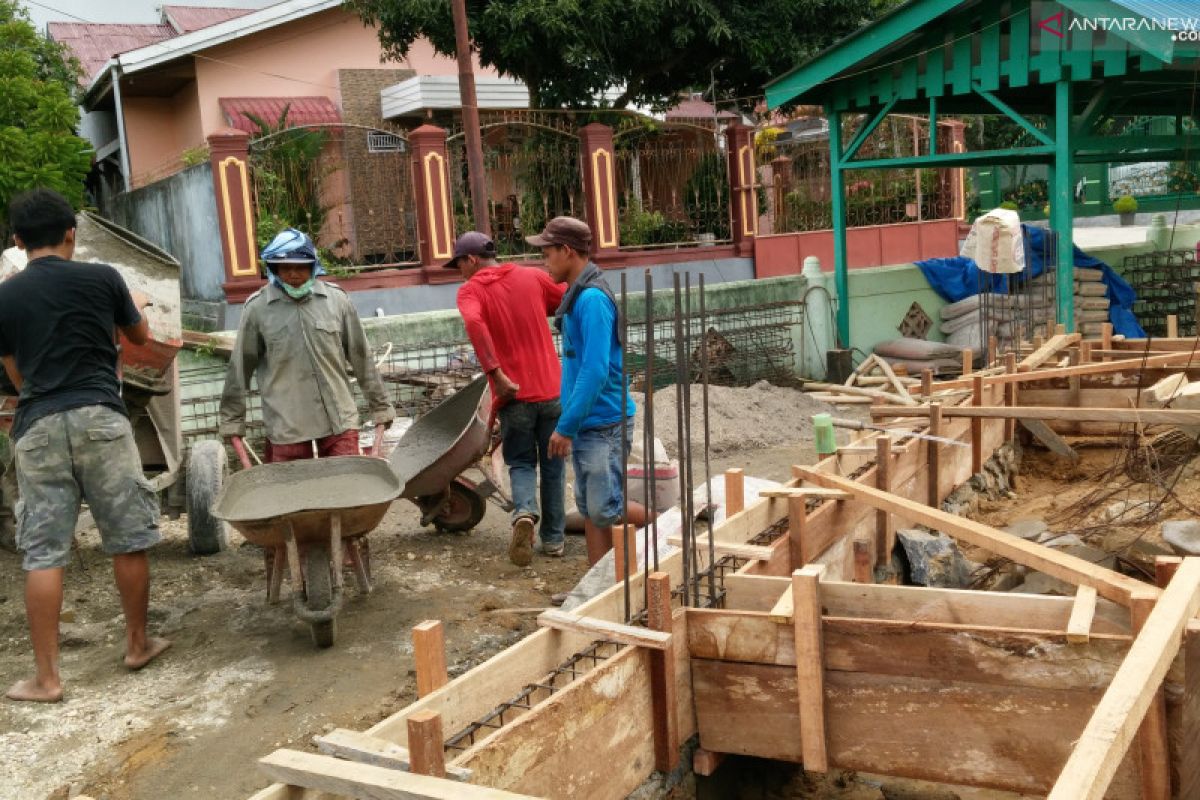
left=578, top=122, right=619, bottom=257
left=410, top=124, right=458, bottom=282
left=725, top=123, right=757, bottom=257
left=208, top=127, right=260, bottom=290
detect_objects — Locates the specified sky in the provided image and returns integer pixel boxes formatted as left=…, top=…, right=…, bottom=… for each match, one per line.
left=20, top=0, right=277, bottom=30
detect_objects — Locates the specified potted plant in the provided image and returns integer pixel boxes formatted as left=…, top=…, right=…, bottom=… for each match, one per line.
left=999, top=200, right=1019, bottom=211
left=1113, top=195, right=1138, bottom=226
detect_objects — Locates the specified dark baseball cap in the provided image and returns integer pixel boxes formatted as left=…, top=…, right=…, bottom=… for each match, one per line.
left=445, top=231, right=497, bottom=269
left=525, top=216, right=592, bottom=252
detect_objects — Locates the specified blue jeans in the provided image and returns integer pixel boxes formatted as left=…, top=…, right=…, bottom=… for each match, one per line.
left=571, top=420, right=633, bottom=528
left=498, top=399, right=566, bottom=545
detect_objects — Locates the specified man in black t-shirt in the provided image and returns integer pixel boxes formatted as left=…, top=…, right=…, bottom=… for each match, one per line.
left=0, top=189, right=170, bottom=703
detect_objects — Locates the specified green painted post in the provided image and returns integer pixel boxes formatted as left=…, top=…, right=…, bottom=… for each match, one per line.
left=1052, top=80, right=1075, bottom=332
left=828, top=108, right=850, bottom=347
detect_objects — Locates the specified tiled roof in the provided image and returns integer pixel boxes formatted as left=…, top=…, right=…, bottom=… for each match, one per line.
left=48, top=22, right=176, bottom=82
left=220, top=96, right=342, bottom=133
left=665, top=96, right=738, bottom=121
left=161, top=5, right=254, bottom=34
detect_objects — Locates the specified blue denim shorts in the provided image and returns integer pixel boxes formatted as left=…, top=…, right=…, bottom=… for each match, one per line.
left=571, top=420, right=633, bottom=528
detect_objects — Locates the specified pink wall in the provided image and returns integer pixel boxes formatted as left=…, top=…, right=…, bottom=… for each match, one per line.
left=754, top=219, right=961, bottom=277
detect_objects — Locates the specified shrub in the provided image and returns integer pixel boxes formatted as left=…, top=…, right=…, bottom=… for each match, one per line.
left=1113, top=195, right=1138, bottom=214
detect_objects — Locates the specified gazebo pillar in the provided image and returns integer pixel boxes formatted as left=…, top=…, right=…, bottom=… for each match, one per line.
left=1050, top=80, right=1075, bottom=333
left=827, top=108, right=850, bottom=347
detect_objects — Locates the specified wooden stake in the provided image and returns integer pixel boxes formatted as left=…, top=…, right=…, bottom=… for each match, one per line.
left=788, top=495, right=807, bottom=569
left=852, top=537, right=873, bottom=584
left=646, top=572, right=679, bottom=773
left=1079, top=339, right=1092, bottom=363
left=1101, top=322, right=1113, bottom=360
left=971, top=374, right=984, bottom=475
left=693, top=748, right=725, bottom=776
left=875, top=436, right=892, bottom=567
left=921, top=368, right=933, bottom=397
left=793, top=565, right=828, bottom=772
left=927, top=402, right=942, bottom=508
left=406, top=710, right=446, bottom=778
left=1155, top=556, right=1184, bottom=588
left=961, top=347, right=973, bottom=376
left=725, top=468, right=745, bottom=516
left=1066, top=586, right=1097, bottom=645
left=988, top=335, right=998, bottom=367
left=1168, top=314, right=1179, bottom=339
left=412, top=620, right=448, bottom=698
left=1055, top=322, right=1067, bottom=336
left=1131, top=592, right=1171, bottom=800
left=612, top=524, right=636, bottom=586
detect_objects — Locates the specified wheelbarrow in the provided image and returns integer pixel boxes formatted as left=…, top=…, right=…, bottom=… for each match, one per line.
left=211, top=455, right=402, bottom=647
left=390, top=374, right=501, bottom=533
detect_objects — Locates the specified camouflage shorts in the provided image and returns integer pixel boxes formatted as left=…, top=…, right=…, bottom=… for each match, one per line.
left=14, top=405, right=160, bottom=571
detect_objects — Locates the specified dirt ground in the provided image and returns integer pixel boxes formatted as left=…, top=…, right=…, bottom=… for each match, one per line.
left=1, top=382, right=849, bottom=800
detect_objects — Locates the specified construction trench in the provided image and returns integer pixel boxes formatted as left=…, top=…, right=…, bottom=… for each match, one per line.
left=239, top=278, right=1200, bottom=800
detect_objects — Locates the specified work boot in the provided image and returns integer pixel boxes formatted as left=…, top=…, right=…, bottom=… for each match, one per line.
left=508, top=515, right=535, bottom=567
left=540, top=540, right=565, bottom=557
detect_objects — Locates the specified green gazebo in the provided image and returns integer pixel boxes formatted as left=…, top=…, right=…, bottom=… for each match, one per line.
left=766, top=0, right=1200, bottom=345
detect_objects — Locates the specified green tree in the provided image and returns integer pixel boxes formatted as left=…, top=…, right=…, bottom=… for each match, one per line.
left=346, top=0, right=891, bottom=111
left=0, top=0, right=90, bottom=242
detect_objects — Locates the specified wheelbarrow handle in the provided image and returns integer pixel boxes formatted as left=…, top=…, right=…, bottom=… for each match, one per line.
left=230, top=435, right=254, bottom=470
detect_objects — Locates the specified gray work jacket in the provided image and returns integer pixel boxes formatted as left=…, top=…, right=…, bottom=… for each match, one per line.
left=218, top=280, right=395, bottom=444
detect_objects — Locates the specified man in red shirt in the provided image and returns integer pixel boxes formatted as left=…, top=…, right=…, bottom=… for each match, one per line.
left=451, top=233, right=566, bottom=566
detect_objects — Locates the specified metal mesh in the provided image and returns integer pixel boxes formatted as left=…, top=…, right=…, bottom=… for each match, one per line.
left=1124, top=249, right=1200, bottom=337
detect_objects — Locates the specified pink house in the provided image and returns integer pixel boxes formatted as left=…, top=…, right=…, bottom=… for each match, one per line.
left=52, top=0, right=485, bottom=193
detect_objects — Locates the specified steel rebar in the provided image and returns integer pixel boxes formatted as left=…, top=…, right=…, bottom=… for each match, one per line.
left=700, top=274, right=715, bottom=605
left=620, top=272, right=631, bottom=622
left=684, top=273, right=699, bottom=606
left=673, top=272, right=689, bottom=606
left=645, top=270, right=658, bottom=574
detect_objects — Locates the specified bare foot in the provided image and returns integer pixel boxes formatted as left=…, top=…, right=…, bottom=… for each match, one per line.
left=124, top=637, right=171, bottom=671
left=6, top=678, right=64, bottom=703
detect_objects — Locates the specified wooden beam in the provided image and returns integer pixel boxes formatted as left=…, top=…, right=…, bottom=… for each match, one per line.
left=665, top=534, right=773, bottom=562
left=873, top=355, right=914, bottom=403
left=793, top=565, right=828, bottom=772
left=1131, top=592, right=1171, bottom=800
left=971, top=375, right=984, bottom=474
left=757, top=487, right=850, bottom=498
left=852, top=537, right=873, bottom=584
left=1019, top=418, right=1080, bottom=461
left=692, top=747, right=725, bottom=776
left=258, top=749, right=538, bottom=799
left=1046, top=558, right=1200, bottom=800
left=537, top=610, right=671, bottom=650
left=872, top=405, right=1200, bottom=426
left=1004, top=351, right=1017, bottom=441
left=935, top=351, right=1200, bottom=390
left=1168, top=314, right=1178, bottom=339
left=792, top=467, right=1151, bottom=606
left=315, top=729, right=472, bottom=781
left=799, top=380, right=918, bottom=405
left=788, top=495, right=806, bottom=571
left=413, top=621, right=449, bottom=698
left=407, top=711, right=446, bottom=778
left=875, top=436, right=892, bottom=566
left=646, top=572, right=679, bottom=773
left=724, top=469, right=744, bottom=516
left=1066, top=586, right=1098, bottom=645
left=927, top=402, right=942, bottom=508
left=1020, top=333, right=1081, bottom=370
left=961, top=347, right=973, bottom=376
left=769, top=586, right=795, bottom=624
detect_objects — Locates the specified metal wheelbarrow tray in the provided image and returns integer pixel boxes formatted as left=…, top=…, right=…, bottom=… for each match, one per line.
left=390, top=375, right=494, bottom=532
left=212, top=456, right=401, bottom=647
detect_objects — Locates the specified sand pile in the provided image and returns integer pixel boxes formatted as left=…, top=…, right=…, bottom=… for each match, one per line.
left=633, top=380, right=840, bottom=457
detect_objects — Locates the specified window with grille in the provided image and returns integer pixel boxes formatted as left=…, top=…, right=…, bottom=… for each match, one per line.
left=367, top=131, right=407, bottom=153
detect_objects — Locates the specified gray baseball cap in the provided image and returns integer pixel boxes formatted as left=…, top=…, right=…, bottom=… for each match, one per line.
left=525, top=216, right=592, bottom=252
left=445, top=231, right=497, bottom=269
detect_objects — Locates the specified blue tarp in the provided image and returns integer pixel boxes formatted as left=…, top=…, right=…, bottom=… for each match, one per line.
left=915, top=225, right=1146, bottom=338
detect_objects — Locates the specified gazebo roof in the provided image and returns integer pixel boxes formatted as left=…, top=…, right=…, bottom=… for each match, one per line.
left=766, top=0, right=1199, bottom=116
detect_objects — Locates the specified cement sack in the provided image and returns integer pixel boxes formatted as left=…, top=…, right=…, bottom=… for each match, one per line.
left=960, top=208, right=1026, bottom=274
left=873, top=337, right=963, bottom=361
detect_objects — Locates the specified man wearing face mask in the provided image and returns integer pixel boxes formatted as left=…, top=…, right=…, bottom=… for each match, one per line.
left=219, top=229, right=394, bottom=463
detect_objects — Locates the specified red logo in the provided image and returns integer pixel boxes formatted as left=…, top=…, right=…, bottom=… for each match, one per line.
left=1039, top=11, right=1064, bottom=38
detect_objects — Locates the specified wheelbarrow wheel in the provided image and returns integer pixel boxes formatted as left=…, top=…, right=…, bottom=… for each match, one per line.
left=186, top=440, right=228, bottom=555
left=432, top=478, right=487, bottom=533
left=304, top=545, right=336, bottom=648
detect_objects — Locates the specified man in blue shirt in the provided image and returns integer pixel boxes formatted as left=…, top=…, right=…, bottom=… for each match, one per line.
left=526, top=217, right=651, bottom=565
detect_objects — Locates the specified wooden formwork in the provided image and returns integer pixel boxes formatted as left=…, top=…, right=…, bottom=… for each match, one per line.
left=250, top=332, right=1200, bottom=800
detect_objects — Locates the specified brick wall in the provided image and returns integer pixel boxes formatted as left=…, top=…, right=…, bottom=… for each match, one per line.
left=338, top=68, right=419, bottom=263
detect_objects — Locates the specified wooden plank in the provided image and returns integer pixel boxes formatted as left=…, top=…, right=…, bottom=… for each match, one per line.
left=407, top=711, right=446, bottom=778
left=757, top=487, right=850, bottom=498
left=1067, top=586, right=1098, bottom=645
left=723, top=573, right=792, bottom=612
left=667, top=533, right=773, bottom=562
left=413, top=621, right=448, bottom=698
left=872, top=405, right=1200, bottom=426
left=1019, top=418, right=1080, bottom=461
left=794, top=565, right=828, bottom=771
left=927, top=402, right=942, bottom=507
left=691, top=660, right=1141, bottom=795
left=315, top=729, right=472, bottom=781
left=935, top=351, right=1200, bottom=390
left=1020, top=333, right=1081, bottom=371
left=258, top=750, right=540, bottom=800
left=769, top=586, right=795, bottom=624
left=875, top=435, right=892, bottom=565
left=1131, top=592, right=1171, bottom=800
left=536, top=610, right=671, bottom=650
left=792, top=467, right=1151, bottom=606
left=787, top=495, right=806, bottom=572
left=874, top=355, right=914, bottom=403
left=454, top=645, right=654, bottom=800
left=646, top=572, right=679, bottom=774
left=1046, top=558, right=1200, bottom=800
left=800, top=380, right=917, bottom=405
left=686, top=609, right=1135, bottom=688
left=852, top=537, right=873, bottom=584
left=1180, top=623, right=1200, bottom=799
left=692, top=748, right=724, bottom=776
